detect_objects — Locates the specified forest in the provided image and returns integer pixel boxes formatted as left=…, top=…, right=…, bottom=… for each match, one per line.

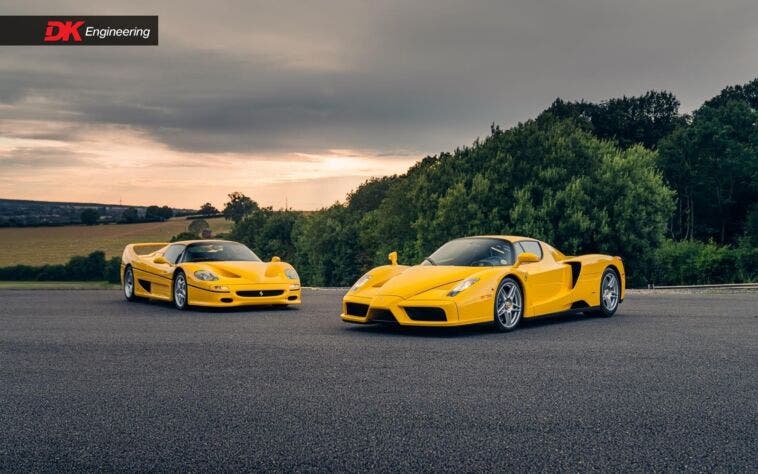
left=0, top=79, right=758, bottom=287
left=227, top=79, right=758, bottom=287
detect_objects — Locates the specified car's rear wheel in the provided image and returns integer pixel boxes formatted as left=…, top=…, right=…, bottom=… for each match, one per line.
left=123, top=265, right=137, bottom=302
left=494, top=277, right=523, bottom=332
left=589, top=267, right=620, bottom=317
left=173, top=271, right=189, bottom=310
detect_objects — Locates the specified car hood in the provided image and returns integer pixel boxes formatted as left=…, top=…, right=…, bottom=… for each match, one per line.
left=376, top=265, right=481, bottom=298
left=190, top=261, right=285, bottom=282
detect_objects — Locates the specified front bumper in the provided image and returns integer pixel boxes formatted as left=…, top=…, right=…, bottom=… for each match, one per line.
left=341, top=293, right=473, bottom=327
left=188, top=282, right=301, bottom=307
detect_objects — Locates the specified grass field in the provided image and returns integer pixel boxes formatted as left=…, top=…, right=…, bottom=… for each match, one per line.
left=0, top=218, right=232, bottom=266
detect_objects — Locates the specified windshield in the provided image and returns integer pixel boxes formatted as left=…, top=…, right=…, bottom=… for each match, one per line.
left=183, top=242, right=262, bottom=263
left=422, top=238, right=515, bottom=267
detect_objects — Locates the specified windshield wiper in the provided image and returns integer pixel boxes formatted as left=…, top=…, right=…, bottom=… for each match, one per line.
left=423, top=257, right=436, bottom=265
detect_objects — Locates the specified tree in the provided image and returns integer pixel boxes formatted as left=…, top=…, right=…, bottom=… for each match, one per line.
left=144, top=205, right=162, bottom=221
left=144, top=205, right=173, bottom=221
left=121, top=207, right=139, bottom=223
left=80, top=208, right=100, bottom=225
left=230, top=206, right=271, bottom=250
left=223, top=192, right=258, bottom=224
left=544, top=91, right=683, bottom=149
left=658, top=100, right=758, bottom=243
left=199, top=202, right=219, bottom=215
left=703, top=78, right=758, bottom=109
left=171, top=231, right=199, bottom=242
left=347, top=176, right=398, bottom=213
left=188, top=218, right=210, bottom=236
left=159, top=205, right=174, bottom=220
left=363, top=116, right=674, bottom=286
left=292, top=205, right=361, bottom=286
left=746, top=205, right=758, bottom=246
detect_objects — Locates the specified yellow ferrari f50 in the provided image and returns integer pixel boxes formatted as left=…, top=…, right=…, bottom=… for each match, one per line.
left=342, top=236, right=624, bottom=331
left=121, top=240, right=301, bottom=310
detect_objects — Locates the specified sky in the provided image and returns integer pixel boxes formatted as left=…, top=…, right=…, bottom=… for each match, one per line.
left=0, top=1, right=757, bottom=210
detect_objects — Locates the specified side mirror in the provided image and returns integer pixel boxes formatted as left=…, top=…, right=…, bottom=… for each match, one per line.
left=513, top=252, right=539, bottom=268
left=271, top=256, right=281, bottom=263
left=153, top=255, right=169, bottom=265
left=388, top=251, right=398, bottom=266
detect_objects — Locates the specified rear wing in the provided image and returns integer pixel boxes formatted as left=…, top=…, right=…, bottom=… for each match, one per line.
left=121, top=242, right=168, bottom=263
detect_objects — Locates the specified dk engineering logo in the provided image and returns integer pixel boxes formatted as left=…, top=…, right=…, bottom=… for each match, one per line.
left=0, top=16, right=158, bottom=45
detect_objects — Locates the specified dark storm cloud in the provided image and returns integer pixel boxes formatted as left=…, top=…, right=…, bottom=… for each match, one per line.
left=0, top=146, right=95, bottom=168
left=0, top=0, right=756, bottom=156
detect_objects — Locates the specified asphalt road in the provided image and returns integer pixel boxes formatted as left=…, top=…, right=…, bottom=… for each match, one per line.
left=1, top=289, right=756, bottom=472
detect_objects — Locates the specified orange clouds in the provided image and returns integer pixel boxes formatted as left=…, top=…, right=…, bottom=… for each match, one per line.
left=0, top=121, right=418, bottom=210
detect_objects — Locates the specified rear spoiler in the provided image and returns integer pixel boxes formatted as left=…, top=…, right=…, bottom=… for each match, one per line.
left=122, top=242, right=168, bottom=261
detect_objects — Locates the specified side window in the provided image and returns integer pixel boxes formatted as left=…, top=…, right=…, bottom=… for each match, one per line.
left=514, top=241, right=543, bottom=260
left=163, top=244, right=185, bottom=264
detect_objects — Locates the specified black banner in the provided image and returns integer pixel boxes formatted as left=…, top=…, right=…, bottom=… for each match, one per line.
left=0, top=16, right=158, bottom=45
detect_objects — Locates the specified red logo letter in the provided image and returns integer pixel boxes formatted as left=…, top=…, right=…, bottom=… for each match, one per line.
left=44, top=20, right=84, bottom=42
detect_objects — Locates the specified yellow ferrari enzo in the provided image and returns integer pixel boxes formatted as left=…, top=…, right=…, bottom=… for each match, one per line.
left=342, top=236, right=624, bottom=331
left=120, top=240, right=301, bottom=310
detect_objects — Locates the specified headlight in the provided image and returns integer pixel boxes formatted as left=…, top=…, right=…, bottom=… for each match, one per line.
left=448, top=277, right=479, bottom=297
left=285, top=268, right=299, bottom=280
left=350, top=274, right=371, bottom=292
left=194, top=270, right=219, bottom=281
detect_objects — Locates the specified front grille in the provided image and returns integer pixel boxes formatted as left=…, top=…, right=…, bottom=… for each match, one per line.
left=236, top=290, right=284, bottom=297
left=345, top=302, right=369, bottom=317
left=368, top=308, right=397, bottom=323
left=404, top=306, right=447, bottom=322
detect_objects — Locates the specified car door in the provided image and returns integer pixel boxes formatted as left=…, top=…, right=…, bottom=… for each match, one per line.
left=515, top=240, right=572, bottom=315
left=150, top=244, right=185, bottom=299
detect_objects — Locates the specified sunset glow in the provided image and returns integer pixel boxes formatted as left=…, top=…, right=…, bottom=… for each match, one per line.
left=0, top=120, right=418, bottom=210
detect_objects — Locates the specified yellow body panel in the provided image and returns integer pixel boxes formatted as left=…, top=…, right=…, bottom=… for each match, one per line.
left=121, top=240, right=301, bottom=308
left=342, top=236, right=625, bottom=327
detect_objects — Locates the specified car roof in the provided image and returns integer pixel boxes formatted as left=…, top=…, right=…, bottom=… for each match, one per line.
left=460, top=235, right=537, bottom=242
left=170, top=239, right=235, bottom=245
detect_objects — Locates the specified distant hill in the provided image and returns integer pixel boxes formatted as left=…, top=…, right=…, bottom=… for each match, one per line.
left=0, top=198, right=194, bottom=227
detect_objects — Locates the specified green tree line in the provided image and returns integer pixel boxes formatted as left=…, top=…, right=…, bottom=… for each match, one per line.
left=230, top=79, right=758, bottom=287
left=3, top=79, right=754, bottom=286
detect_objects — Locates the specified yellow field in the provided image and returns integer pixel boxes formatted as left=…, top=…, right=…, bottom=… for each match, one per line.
left=0, top=217, right=233, bottom=266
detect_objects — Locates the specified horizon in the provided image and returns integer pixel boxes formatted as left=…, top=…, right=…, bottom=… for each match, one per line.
left=1, top=1, right=757, bottom=210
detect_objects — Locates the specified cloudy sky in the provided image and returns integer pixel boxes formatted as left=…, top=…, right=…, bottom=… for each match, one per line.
left=0, top=1, right=756, bottom=209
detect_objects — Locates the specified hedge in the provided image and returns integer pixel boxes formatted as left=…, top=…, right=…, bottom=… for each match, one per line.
left=0, top=251, right=121, bottom=284
left=0, top=241, right=754, bottom=287
left=650, top=239, right=757, bottom=285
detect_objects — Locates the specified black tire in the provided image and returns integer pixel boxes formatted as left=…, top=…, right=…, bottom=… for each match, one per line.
left=172, top=270, right=189, bottom=310
left=123, top=265, right=138, bottom=302
left=588, top=267, right=620, bottom=317
left=493, top=277, right=523, bottom=332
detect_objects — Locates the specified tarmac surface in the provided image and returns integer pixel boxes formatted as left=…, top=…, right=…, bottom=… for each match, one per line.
left=1, top=289, right=756, bottom=471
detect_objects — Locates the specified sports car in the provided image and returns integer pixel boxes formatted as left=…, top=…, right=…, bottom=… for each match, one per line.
left=121, top=239, right=301, bottom=310
left=341, top=236, right=624, bottom=331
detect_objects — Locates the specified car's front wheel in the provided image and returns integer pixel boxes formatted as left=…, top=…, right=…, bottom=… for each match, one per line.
left=123, top=265, right=137, bottom=302
left=173, top=271, right=189, bottom=310
left=494, top=277, right=523, bottom=332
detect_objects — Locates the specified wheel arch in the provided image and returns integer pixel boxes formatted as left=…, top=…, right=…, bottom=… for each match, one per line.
left=171, top=267, right=189, bottom=309
left=605, top=263, right=624, bottom=302
left=121, top=263, right=132, bottom=286
left=173, top=266, right=186, bottom=282
left=606, top=263, right=621, bottom=280
left=498, top=272, right=527, bottom=315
